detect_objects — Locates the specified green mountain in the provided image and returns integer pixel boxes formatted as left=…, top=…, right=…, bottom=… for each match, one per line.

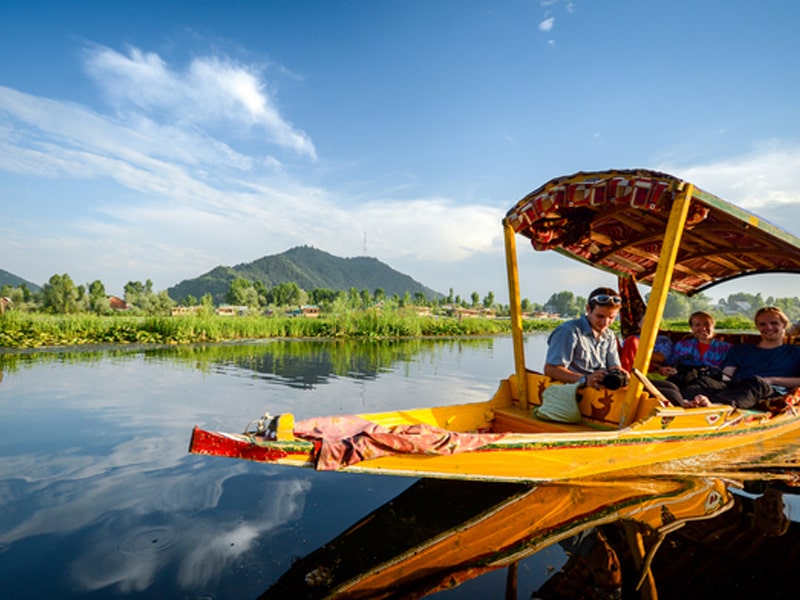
left=0, top=269, right=41, bottom=292
left=167, top=246, right=442, bottom=303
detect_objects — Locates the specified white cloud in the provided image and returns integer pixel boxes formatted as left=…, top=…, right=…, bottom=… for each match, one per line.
left=0, top=86, right=261, bottom=179
left=3, top=42, right=800, bottom=305
left=662, top=141, right=800, bottom=212
left=0, top=49, right=505, bottom=294
left=538, top=17, right=556, bottom=32
left=353, top=198, right=502, bottom=262
left=83, top=45, right=316, bottom=159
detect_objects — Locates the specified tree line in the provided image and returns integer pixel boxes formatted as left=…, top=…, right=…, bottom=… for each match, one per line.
left=0, top=274, right=498, bottom=317
left=539, top=289, right=800, bottom=324
left=3, top=273, right=799, bottom=324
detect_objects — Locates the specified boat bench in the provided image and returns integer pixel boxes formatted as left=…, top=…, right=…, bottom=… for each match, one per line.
left=503, top=371, right=658, bottom=431
left=492, top=406, right=592, bottom=434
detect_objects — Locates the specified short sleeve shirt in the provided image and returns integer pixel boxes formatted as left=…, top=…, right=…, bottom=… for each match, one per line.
left=545, top=315, right=621, bottom=376
left=671, top=337, right=732, bottom=367
left=723, top=344, right=800, bottom=380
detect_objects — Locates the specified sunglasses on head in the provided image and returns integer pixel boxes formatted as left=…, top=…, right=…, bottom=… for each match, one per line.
left=589, top=294, right=622, bottom=306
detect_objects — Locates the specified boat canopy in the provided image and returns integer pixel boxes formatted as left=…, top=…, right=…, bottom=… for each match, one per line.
left=505, top=169, right=800, bottom=296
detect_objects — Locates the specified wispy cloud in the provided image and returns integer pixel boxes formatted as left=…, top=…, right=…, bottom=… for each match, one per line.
left=0, top=44, right=504, bottom=293
left=83, top=45, right=316, bottom=159
left=660, top=141, right=800, bottom=211
left=3, top=40, right=800, bottom=303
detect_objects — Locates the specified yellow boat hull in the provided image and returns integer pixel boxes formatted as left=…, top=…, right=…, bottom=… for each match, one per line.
left=189, top=372, right=800, bottom=482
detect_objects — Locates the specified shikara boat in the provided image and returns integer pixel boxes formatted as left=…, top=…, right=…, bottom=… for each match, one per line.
left=190, top=169, right=800, bottom=481
left=259, top=476, right=732, bottom=599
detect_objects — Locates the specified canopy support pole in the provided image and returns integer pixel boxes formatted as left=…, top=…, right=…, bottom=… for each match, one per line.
left=504, top=219, right=528, bottom=408
left=621, top=183, right=694, bottom=423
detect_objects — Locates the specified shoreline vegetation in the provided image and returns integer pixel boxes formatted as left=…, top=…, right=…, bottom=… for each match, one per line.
left=0, top=273, right=786, bottom=351
left=0, top=311, right=531, bottom=349
left=0, top=311, right=755, bottom=350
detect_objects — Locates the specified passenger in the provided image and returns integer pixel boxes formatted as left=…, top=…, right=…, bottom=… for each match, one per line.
left=544, top=287, right=623, bottom=389
left=655, top=311, right=734, bottom=407
left=620, top=314, right=674, bottom=376
left=618, top=312, right=695, bottom=406
left=670, top=311, right=732, bottom=370
left=700, top=306, right=800, bottom=409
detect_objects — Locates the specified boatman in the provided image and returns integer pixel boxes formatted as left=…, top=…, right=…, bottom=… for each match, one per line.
left=544, top=287, right=623, bottom=389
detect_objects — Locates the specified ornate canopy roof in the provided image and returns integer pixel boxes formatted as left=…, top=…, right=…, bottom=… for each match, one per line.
left=505, top=169, right=800, bottom=296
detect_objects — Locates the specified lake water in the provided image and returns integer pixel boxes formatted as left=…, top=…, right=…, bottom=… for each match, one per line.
left=1, top=335, right=799, bottom=599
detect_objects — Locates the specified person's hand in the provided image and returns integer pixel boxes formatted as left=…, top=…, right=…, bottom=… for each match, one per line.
left=586, top=370, right=604, bottom=389
left=659, top=365, right=677, bottom=376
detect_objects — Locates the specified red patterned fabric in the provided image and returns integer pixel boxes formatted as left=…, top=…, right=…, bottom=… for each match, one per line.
left=618, top=275, right=646, bottom=339
left=294, top=415, right=506, bottom=471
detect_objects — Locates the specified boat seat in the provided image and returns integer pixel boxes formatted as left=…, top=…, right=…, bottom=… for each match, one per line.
left=519, top=371, right=642, bottom=428
left=492, top=406, right=601, bottom=434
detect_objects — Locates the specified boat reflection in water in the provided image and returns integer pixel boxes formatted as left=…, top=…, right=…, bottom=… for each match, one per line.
left=259, top=473, right=799, bottom=599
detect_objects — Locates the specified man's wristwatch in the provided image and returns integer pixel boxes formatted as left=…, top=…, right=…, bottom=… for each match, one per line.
left=577, top=376, right=587, bottom=387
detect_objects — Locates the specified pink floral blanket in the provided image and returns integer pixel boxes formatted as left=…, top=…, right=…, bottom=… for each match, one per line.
left=294, top=415, right=506, bottom=471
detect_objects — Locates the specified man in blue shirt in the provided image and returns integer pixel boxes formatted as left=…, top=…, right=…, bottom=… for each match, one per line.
left=544, top=287, right=622, bottom=389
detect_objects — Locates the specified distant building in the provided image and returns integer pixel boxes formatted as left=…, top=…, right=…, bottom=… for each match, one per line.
left=441, top=305, right=496, bottom=319
left=724, top=300, right=752, bottom=315
left=171, top=306, right=204, bottom=316
left=108, top=296, right=129, bottom=311
left=216, top=305, right=249, bottom=316
left=527, top=311, right=561, bottom=319
left=301, top=305, right=320, bottom=318
left=286, top=305, right=320, bottom=318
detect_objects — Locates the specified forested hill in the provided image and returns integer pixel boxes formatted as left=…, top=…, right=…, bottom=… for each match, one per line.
left=0, top=269, right=41, bottom=292
left=166, top=246, right=442, bottom=303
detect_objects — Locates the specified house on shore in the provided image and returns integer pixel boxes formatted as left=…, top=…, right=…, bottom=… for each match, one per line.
left=442, top=305, right=497, bottom=319
left=171, top=306, right=204, bottom=316
left=216, top=305, right=250, bottom=316
left=108, top=296, right=129, bottom=311
left=285, top=305, right=320, bottom=318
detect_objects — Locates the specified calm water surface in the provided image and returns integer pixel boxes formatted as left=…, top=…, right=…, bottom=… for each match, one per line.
left=1, top=335, right=799, bottom=599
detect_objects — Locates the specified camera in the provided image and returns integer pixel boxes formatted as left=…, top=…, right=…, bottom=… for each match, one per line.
left=602, top=368, right=629, bottom=390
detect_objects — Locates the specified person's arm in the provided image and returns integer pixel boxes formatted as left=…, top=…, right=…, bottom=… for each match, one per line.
left=721, top=366, right=737, bottom=382
left=544, top=363, right=583, bottom=384
left=544, top=364, right=604, bottom=388
left=669, top=339, right=695, bottom=366
left=544, top=325, right=580, bottom=384
left=720, top=344, right=740, bottom=382
left=763, top=375, right=800, bottom=389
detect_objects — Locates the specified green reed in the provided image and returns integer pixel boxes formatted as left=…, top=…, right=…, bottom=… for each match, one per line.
left=0, top=311, right=559, bottom=349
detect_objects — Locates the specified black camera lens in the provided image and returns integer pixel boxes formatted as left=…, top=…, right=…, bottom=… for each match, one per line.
left=602, top=369, right=628, bottom=390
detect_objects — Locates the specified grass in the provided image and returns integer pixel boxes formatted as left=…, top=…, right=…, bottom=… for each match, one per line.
left=1, top=310, right=756, bottom=350
left=0, top=311, right=558, bottom=349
